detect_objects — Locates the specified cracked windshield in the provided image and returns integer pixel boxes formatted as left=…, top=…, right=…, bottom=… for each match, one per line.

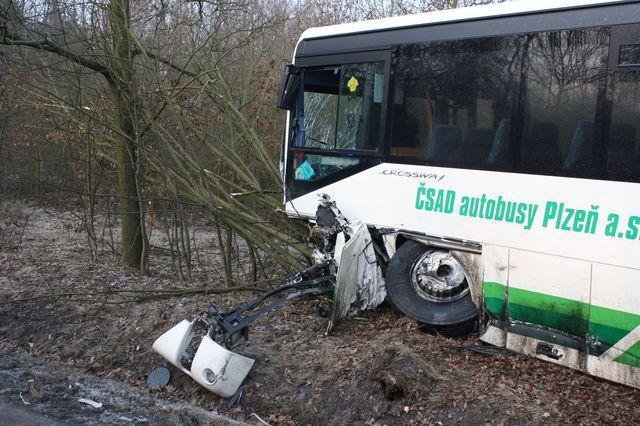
left=303, top=61, right=384, bottom=151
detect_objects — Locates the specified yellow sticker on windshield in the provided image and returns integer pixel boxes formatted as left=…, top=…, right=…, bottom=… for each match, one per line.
left=347, top=76, right=359, bottom=93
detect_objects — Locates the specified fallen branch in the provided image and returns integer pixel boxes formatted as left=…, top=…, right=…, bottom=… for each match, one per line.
left=1, top=278, right=280, bottom=305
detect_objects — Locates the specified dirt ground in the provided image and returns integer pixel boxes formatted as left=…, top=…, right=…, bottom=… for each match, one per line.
left=2, top=202, right=640, bottom=425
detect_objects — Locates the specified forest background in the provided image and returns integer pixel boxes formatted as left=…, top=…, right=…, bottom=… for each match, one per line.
left=0, top=0, right=500, bottom=284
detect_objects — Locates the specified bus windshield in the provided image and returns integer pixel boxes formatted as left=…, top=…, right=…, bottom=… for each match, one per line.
left=294, top=61, right=385, bottom=152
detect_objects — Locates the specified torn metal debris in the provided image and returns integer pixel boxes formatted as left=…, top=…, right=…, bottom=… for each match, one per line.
left=328, top=221, right=386, bottom=332
left=312, top=195, right=387, bottom=332
left=152, top=195, right=387, bottom=398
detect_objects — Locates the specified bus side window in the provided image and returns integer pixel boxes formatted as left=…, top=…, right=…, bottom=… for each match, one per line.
left=607, top=72, right=640, bottom=182
left=487, top=119, right=511, bottom=168
left=562, top=120, right=595, bottom=175
left=520, top=28, right=609, bottom=177
left=463, top=128, right=494, bottom=167
left=389, top=38, right=519, bottom=171
left=425, top=125, right=463, bottom=164
left=521, top=122, right=561, bottom=174
left=602, top=24, right=640, bottom=183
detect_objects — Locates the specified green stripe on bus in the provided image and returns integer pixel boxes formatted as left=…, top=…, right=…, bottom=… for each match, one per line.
left=485, top=297, right=505, bottom=316
left=483, top=281, right=506, bottom=316
left=482, top=281, right=640, bottom=367
left=483, top=281, right=506, bottom=299
left=508, top=302, right=588, bottom=336
left=590, top=305, right=640, bottom=341
left=615, top=340, right=640, bottom=367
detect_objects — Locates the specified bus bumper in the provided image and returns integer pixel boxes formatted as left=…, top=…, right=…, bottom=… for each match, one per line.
left=152, top=320, right=255, bottom=398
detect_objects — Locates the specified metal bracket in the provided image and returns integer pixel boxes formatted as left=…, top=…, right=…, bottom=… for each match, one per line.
left=205, top=263, right=334, bottom=348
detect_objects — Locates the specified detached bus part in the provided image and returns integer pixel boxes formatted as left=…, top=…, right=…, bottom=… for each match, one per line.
left=153, top=263, right=333, bottom=397
left=153, top=199, right=387, bottom=398
left=277, top=0, right=640, bottom=389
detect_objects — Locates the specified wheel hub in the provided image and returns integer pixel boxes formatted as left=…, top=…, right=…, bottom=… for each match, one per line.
left=410, top=250, right=469, bottom=303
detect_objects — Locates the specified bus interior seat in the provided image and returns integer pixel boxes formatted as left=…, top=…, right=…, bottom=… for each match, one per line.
left=392, top=105, right=421, bottom=148
left=607, top=123, right=637, bottom=180
left=463, top=128, right=494, bottom=167
left=522, top=122, right=560, bottom=173
left=425, top=124, right=463, bottom=165
left=487, top=119, right=511, bottom=167
left=562, top=120, right=594, bottom=174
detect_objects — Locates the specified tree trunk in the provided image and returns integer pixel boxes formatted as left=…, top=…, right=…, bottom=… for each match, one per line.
left=109, top=0, right=143, bottom=269
left=0, top=50, right=6, bottom=190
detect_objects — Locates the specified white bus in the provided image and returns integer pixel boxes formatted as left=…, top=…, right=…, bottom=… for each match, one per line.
left=277, top=0, right=640, bottom=387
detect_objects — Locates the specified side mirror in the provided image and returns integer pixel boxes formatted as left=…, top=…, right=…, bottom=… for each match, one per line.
left=276, top=64, right=300, bottom=110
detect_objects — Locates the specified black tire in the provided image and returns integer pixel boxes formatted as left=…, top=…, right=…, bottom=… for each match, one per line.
left=386, top=241, right=478, bottom=333
left=419, top=317, right=478, bottom=338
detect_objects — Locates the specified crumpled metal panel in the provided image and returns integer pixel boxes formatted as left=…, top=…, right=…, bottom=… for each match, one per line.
left=327, top=222, right=387, bottom=332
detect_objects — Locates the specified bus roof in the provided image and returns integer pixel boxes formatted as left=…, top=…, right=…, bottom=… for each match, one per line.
left=298, top=0, right=632, bottom=43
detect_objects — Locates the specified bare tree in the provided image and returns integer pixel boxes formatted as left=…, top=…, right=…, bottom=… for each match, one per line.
left=0, top=0, right=504, bottom=279
left=1, top=0, right=144, bottom=268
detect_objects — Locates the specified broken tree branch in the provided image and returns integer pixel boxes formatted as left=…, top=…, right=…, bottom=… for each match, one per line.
left=0, top=32, right=113, bottom=81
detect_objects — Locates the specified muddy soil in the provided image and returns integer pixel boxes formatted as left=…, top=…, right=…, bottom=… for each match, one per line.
left=0, top=347, right=241, bottom=425
left=2, top=203, right=640, bottom=424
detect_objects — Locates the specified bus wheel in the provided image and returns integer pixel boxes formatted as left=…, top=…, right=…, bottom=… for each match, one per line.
left=385, top=241, right=477, bottom=337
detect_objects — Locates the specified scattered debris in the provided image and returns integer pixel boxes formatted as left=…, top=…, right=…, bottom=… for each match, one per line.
left=78, top=398, right=102, bottom=409
left=152, top=263, right=333, bottom=397
left=0, top=347, right=238, bottom=424
left=151, top=197, right=390, bottom=399
left=461, top=344, right=499, bottom=356
left=147, top=366, right=171, bottom=390
left=298, top=385, right=312, bottom=399
left=443, top=343, right=518, bottom=357
left=19, top=392, right=30, bottom=405
left=314, top=301, right=329, bottom=318
left=3, top=205, right=640, bottom=424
